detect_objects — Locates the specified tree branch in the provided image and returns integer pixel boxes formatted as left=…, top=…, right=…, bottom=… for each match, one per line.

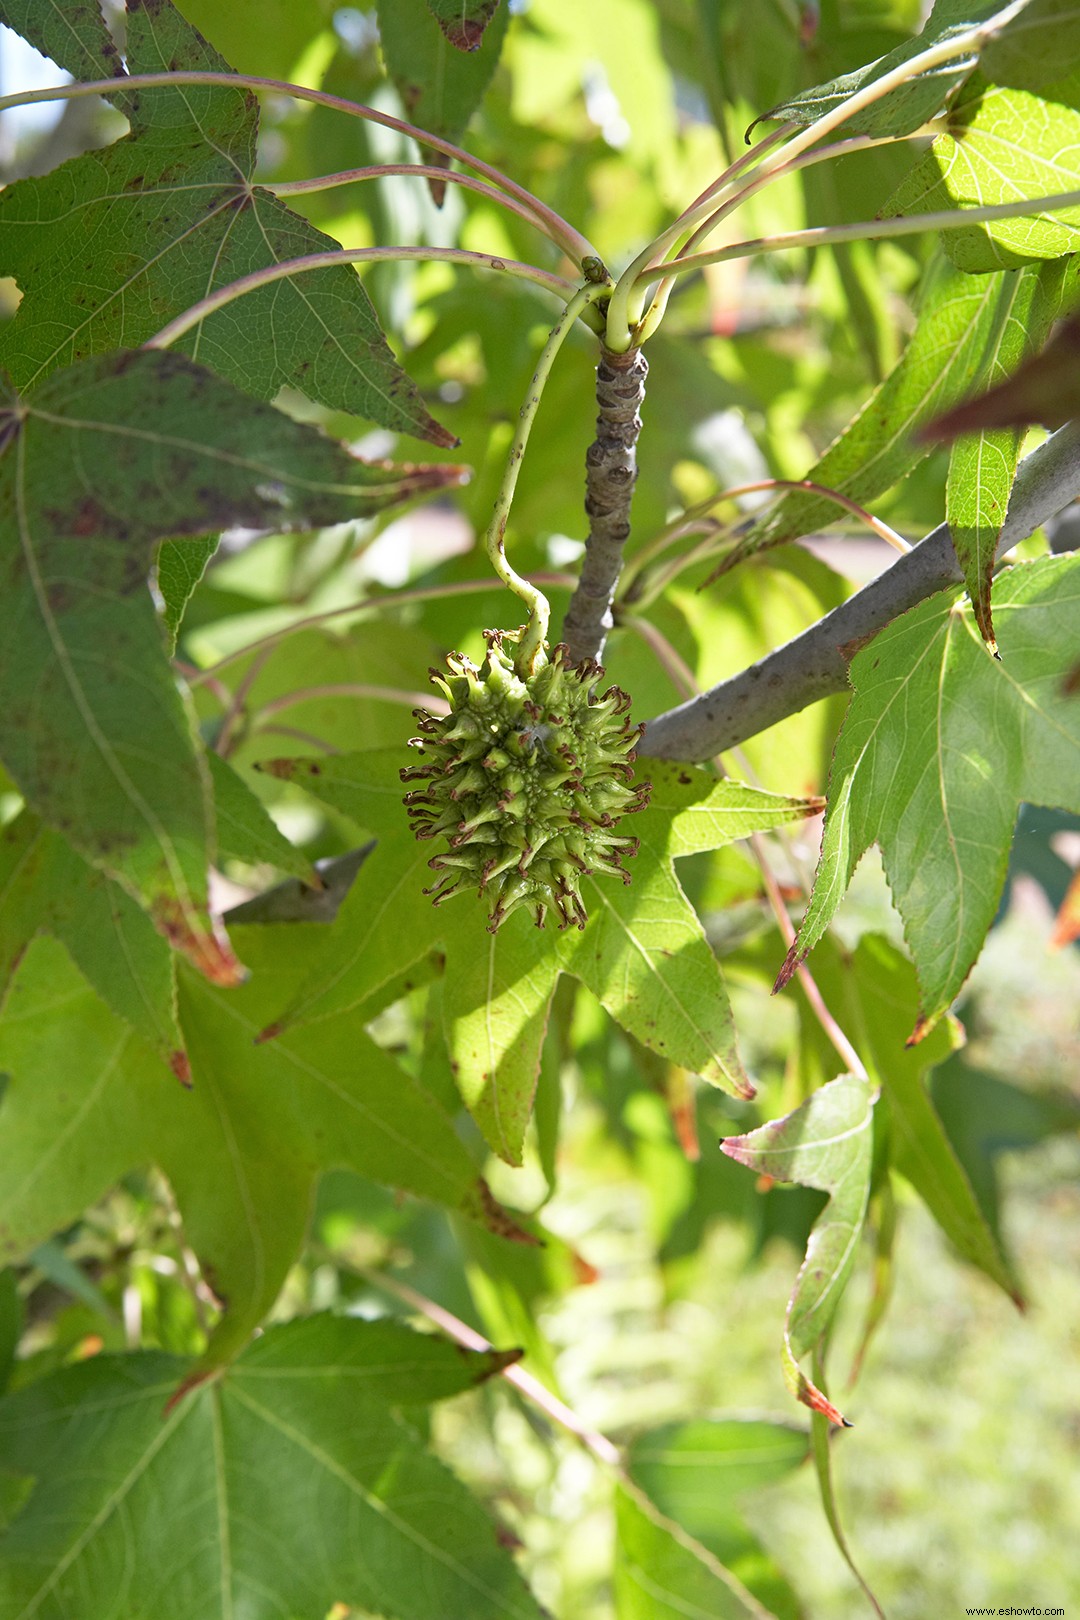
left=638, top=421, right=1080, bottom=762
left=562, top=347, right=649, bottom=664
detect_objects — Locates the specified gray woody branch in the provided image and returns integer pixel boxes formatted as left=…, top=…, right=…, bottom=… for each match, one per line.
left=561, top=347, right=648, bottom=664
left=638, top=421, right=1080, bottom=762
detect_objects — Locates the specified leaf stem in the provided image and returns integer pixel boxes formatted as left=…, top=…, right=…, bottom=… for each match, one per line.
left=180, top=574, right=578, bottom=688
left=267, top=164, right=561, bottom=247
left=639, top=187, right=1080, bottom=282
left=358, top=1266, right=622, bottom=1467
left=606, top=0, right=1028, bottom=347
left=484, top=279, right=612, bottom=675
left=635, top=128, right=940, bottom=342
left=0, top=71, right=597, bottom=265
left=143, top=247, right=593, bottom=353
left=621, top=480, right=909, bottom=610
left=602, top=123, right=794, bottom=352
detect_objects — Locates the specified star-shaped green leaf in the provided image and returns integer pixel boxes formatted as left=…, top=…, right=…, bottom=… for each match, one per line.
left=0, top=928, right=524, bottom=1373
left=0, top=348, right=460, bottom=982
left=0, top=1315, right=543, bottom=1620
left=257, top=747, right=820, bottom=1164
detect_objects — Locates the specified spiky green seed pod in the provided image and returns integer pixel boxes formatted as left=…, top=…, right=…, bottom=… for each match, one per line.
left=401, top=631, right=650, bottom=932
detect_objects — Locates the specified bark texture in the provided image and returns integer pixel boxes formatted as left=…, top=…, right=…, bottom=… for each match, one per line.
left=562, top=346, right=648, bottom=665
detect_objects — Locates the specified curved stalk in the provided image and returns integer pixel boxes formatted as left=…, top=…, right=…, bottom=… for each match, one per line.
left=638, top=187, right=1080, bottom=283
left=0, top=71, right=597, bottom=266
left=621, top=480, right=909, bottom=610
left=603, top=123, right=794, bottom=352
left=484, top=279, right=612, bottom=675
left=143, top=246, right=596, bottom=353
left=606, top=0, right=1028, bottom=349
left=635, top=126, right=941, bottom=342
left=267, top=163, right=562, bottom=246
left=181, top=574, right=579, bottom=688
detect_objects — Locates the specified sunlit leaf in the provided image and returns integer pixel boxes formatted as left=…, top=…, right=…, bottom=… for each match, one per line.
left=714, top=259, right=1014, bottom=573
left=614, top=1483, right=773, bottom=1620
left=925, top=310, right=1080, bottom=434
left=156, top=535, right=218, bottom=650
left=0, top=1316, right=543, bottom=1620
left=882, top=71, right=1080, bottom=270
left=780, top=554, right=1080, bottom=1034
left=945, top=257, right=1068, bottom=645
left=722, top=1075, right=875, bottom=1426
left=0, top=932, right=525, bottom=1370
left=0, top=0, right=454, bottom=444
left=0, top=349, right=460, bottom=980
left=627, top=1418, right=809, bottom=1618
left=257, top=750, right=817, bottom=1162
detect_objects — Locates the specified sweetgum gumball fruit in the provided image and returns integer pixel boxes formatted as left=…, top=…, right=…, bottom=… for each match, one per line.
left=401, top=630, right=650, bottom=932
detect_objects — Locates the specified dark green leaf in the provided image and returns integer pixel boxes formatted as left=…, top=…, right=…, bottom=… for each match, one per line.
left=378, top=0, right=509, bottom=202
left=781, top=554, right=1080, bottom=1034
left=980, top=0, right=1080, bottom=90
left=0, top=349, right=461, bottom=981
left=747, top=1, right=1011, bottom=139
left=0, top=0, right=454, bottom=444
left=426, top=0, right=502, bottom=51
left=0, top=1316, right=543, bottom=1620
left=0, top=811, right=183, bottom=1065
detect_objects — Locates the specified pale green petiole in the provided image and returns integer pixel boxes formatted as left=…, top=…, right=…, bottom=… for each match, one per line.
left=484, top=279, right=613, bottom=677
left=636, top=187, right=1080, bottom=283
left=0, top=70, right=598, bottom=266
left=143, top=246, right=599, bottom=353
left=604, top=0, right=1030, bottom=351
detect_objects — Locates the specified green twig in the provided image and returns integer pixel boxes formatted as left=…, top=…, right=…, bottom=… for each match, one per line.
left=484, top=279, right=612, bottom=675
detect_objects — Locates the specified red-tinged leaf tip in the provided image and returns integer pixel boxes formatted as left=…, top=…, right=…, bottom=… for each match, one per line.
left=154, top=900, right=247, bottom=987
left=799, top=1378, right=850, bottom=1428
left=736, top=1075, right=757, bottom=1100
left=255, top=1021, right=282, bottom=1045
left=773, top=939, right=801, bottom=994
left=468, top=1179, right=540, bottom=1245
left=571, top=1250, right=600, bottom=1286
left=169, top=1049, right=193, bottom=1088
left=905, top=1014, right=934, bottom=1048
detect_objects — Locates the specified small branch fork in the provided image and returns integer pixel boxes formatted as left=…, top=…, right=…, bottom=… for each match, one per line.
left=561, top=347, right=649, bottom=665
